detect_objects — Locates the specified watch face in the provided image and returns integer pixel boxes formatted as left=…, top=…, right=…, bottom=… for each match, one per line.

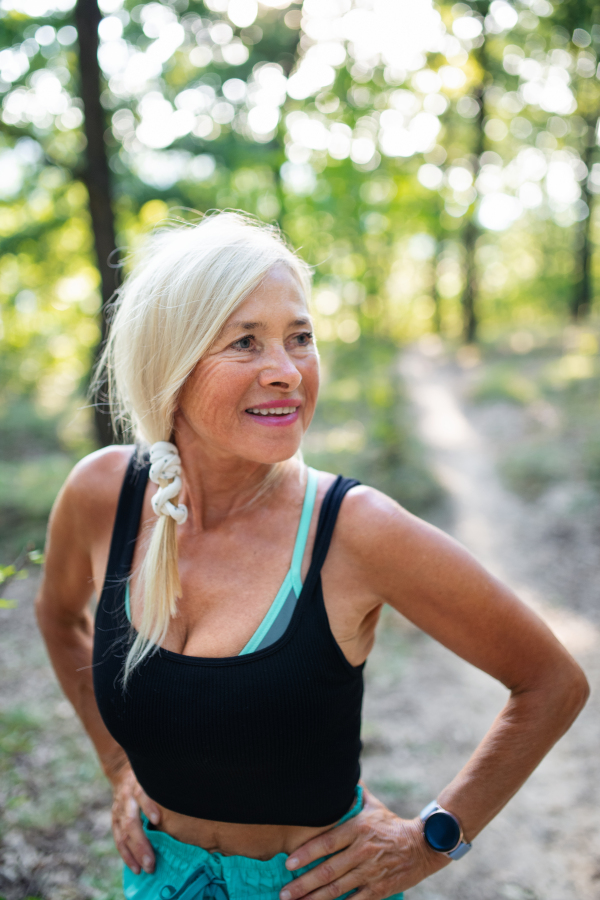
left=424, top=811, right=461, bottom=852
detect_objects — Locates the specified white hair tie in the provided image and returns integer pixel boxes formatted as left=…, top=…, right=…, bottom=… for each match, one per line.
left=149, top=441, right=188, bottom=525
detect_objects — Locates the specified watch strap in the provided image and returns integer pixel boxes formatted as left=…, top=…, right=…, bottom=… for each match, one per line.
left=419, top=800, right=439, bottom=819
left=419, top=801, right=472, bottom=860
left=447, top=840, right=472, bottom=860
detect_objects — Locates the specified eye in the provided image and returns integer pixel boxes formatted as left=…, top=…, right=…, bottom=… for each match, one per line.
left=231, top=335, right=255, bottom=351
left=293, top=331, right=313, bottom=346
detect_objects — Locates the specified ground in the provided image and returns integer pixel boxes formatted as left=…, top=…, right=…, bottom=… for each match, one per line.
left=1, top=337, right=599, bottom=900
left=363, top=340, right=600, bottom=900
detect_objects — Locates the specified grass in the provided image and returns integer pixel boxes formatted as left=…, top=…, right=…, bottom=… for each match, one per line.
left=498, top=446, right=567, bottom=502
left=469, top=326, right=600, bottom=503
left=305, top=336, right=443, bottom=515
left=0, top=705, right=122, bottom=900
left=0, top=394, right=96, bottom=562
left=0, top=338, right=441, bottom=897
left=369, top=777, right=418, bottom=802
left=0, top=341, right=443, bottom=564
left=470, top=366, right=538, bottom=406
left=0, top=400, right=78, bottom=562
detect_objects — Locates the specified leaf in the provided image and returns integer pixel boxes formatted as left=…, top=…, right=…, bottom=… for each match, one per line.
left=0, top=565, right=16, bottom=584
left=0, top=599, right=18, bottom=609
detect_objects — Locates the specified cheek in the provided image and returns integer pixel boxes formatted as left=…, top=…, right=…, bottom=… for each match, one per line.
left=181, top=360, right=251, bottom=426
left=301, top=356, right=320, bottom=404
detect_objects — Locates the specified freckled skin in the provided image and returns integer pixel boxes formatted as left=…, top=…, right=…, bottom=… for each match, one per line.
left=36, top=260, right=589, bottom=897
left=174, top=265, right=319, bottom=468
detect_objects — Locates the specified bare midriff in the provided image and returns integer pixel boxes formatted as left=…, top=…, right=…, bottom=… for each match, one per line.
left=156, top=804, right=337, bottom=860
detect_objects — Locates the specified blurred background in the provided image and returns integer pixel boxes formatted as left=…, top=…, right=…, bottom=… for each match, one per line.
left=1, top=1, right=600, bottom=898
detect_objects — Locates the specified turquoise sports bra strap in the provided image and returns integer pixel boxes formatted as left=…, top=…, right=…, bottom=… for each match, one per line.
left=290, top=467, right=318, bottom=591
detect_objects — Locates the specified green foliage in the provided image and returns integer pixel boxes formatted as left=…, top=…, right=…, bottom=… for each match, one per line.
left=1, top=0, right=599, bottom=467
left=304, top=337, right=443, bottom=514
left=369, top=777, right=418, bottom=802
left=470, top=366, right=538, bottom=405
left=0, top=709, right=42, bottom=778
left=470, top=326, right=600, bottom=501
left=0, top=451, right=74, bottom=558
left=583, top=437, right=600, bottom=492
left=0, top=548, right=44, bottom=605
left=499, top=445, right=566, bottom=501
left=0, top=704, right=122, bottom=897
left=0, top=457, right=73, bottom=518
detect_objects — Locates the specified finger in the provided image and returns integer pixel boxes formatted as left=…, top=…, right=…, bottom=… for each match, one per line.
left=117, top=798, right=156, bottom=874
left=115, top=837, right=142, bottom=875
left=350, top=888, right=380, bottom=900
left=296, top=870, right=362, bottom=900
left=134, top=783, right=161, bottom=826
left=281, top=847, right=358, bottom=900
left=285, top=822, right=355, bottom=871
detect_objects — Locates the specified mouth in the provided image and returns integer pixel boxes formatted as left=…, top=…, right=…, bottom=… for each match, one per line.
left=244, top=403, right=300, bottom=427
left=246, top=405, right=299, bottom=417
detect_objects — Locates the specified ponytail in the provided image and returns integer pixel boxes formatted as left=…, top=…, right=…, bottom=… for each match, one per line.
left=93, top=211, right=312, bottom=683
left=123, top=441, right=186, bottom=682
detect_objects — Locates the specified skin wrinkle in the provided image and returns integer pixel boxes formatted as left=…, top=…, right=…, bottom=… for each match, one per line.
left=36, top=261, right=589, bottom=896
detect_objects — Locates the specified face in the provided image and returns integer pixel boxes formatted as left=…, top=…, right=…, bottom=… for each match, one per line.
left=174, top=265, right=319, bottom=465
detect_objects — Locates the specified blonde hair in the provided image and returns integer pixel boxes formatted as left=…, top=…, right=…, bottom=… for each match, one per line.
left=95, top=211, right=312, bottom=681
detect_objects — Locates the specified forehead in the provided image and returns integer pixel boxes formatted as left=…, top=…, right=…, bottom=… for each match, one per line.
left=232, top=266, right=308, bottom=321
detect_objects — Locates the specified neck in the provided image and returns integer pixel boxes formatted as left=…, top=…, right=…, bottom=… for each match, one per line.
left=174, top=439, right=298, bottom=529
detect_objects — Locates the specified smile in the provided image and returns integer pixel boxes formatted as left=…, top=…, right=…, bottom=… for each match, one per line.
left=244, top=406, right=300, bottom=427
left=246, top=407, right=298, bottom=416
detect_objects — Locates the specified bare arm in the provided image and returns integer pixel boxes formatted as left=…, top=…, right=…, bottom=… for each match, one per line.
left=365, top=489, right=588, bottom=841
left=283, top=487, right=589, bottom=900
left=35, top=447, right=161, bottom=875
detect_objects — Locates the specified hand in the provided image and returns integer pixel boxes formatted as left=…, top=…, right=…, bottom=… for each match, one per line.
left=280, top=787, right=448, bottom=900
left=109, top=763, right=162, bottom=875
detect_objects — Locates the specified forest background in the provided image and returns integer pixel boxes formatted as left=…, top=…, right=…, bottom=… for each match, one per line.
left=1, top=1, right=600, bottom=898
left=1, top=0, right=600, bottom=560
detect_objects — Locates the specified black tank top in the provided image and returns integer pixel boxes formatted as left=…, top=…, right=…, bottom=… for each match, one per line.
left=93, top=455, right=364, bottom=826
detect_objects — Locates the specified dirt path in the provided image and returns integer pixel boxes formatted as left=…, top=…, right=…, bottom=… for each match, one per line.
left=360, top=345, right=600, bottom=900
left=2, top=345, right=599, bottom=900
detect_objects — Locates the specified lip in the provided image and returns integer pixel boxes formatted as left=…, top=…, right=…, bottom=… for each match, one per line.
left=245, top=400, right=302, bottom=410
left=244, top=402, right=300, bottom=428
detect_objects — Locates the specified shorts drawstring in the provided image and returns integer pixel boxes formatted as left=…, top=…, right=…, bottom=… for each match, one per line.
left=159, top=863, right=228, bottom=900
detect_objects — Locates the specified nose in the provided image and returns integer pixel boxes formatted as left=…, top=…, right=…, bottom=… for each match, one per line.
left=257, top=341, right=302, bottom=392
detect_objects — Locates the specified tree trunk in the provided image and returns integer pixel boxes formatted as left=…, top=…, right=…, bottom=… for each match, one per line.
left=571, top=115, right=597, bottom=319
left=462, top=217, right=479, bottom=343
left=459, top=1, right=491, bottom=343
left=75, top=0, right=120, bottom=446
left=461, top=84, right=485, bottom=343
left=432, top=237, right=442, bottom=334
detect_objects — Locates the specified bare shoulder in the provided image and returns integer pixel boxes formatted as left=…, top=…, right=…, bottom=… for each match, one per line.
left=52, top=445, right=135, bottom=541
left=335, top=482, right=432, bottom=555
left=331, top=482, right=467, bottom=606
left=68, top=444, right=134, bottom=492
left=40, top=446, right=136, bottom=612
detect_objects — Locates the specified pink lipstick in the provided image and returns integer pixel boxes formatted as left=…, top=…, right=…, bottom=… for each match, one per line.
left=245, top=400, right=300, bottom=427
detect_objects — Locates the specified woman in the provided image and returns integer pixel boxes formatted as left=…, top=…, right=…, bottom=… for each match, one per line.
left=37, top=213, right=588, bottom=900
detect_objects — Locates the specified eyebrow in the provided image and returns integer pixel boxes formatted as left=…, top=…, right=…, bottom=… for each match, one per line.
left=225, top=317, right=312, bottom=332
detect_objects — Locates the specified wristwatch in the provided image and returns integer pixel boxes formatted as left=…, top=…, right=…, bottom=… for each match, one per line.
left=419, top=801, right=472, bottom=860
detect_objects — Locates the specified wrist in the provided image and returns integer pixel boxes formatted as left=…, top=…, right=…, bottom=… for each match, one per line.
left=406, top=817, right=450, bottom=879
left=102, top=752, right=131, bottom=786
left=419, top=801, right=472, bottom=860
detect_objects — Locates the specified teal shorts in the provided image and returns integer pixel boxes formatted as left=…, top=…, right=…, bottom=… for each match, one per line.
left=123, top=787, right=403, bottom=900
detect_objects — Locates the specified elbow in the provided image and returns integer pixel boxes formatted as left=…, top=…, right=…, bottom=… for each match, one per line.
left=514, top=655, right=590, bottom=737
left=547, top=657, right=590, bottom=732
left=35, top=591, right=90, bottom=639
left=34, top=591, right=48, bottom=632
left=35, top=591, right=58, bottom=636
left=569, top=664, right=590, bottom=718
